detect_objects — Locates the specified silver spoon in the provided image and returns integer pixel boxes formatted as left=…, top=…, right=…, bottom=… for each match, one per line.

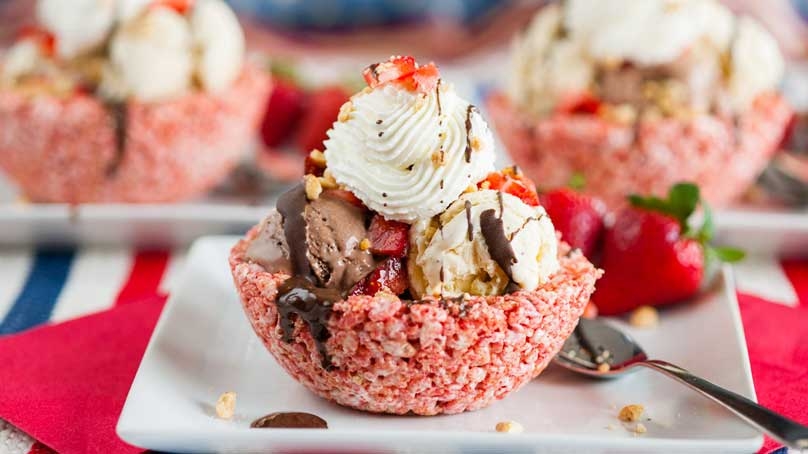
left=554, top=317, right=808, bottom=449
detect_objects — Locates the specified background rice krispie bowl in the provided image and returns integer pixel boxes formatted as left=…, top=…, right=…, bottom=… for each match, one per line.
left=0, top=66, right=270, bottom=203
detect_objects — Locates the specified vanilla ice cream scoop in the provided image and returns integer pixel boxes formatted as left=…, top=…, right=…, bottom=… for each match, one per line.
left=37, top=0, right=116, bottom=59
left=191, top=0, right=245, bottom=92
left=408, top=189, right=559, bottom=298
left=103, top=7, right=193, bottom=102
left=325, top=79, right=496, bottom=223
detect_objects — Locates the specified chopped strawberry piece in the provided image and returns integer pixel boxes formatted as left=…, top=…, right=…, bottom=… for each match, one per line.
left=555, top=92, right=602, bottom=115
left=150, top=0, right=194, bottom=13
left=539, top=188, right=605, bottom=258
left=322, top=189, right=366, bottom=210
left=18, top=26, right=56, bottom=56
left=368, top=214, right=409, bottom=258
left=260, top=79, right=306, bottom=148
left=479, top=168, right=540, bottom=206
left=362, top=56, right=441, bottom=94
left=362, top=56, right=417, bottom=89
left=349, top=257, right=408, bottom=297
left=294, top=86, right=350, bottom=154
left=411, top=62, right=440, bottom=92
left=501, top=179, right=540, bottom=206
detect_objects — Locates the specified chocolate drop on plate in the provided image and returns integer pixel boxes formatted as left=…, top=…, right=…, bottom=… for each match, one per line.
left=251, top=412, right=328, bottom=429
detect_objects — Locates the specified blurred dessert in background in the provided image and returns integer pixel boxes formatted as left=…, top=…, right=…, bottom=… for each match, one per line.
left=230, top=56, right=600, bottom=415
left=488, top=0, right=793, bottom=208
left=0, top=0, right=270, bottom=203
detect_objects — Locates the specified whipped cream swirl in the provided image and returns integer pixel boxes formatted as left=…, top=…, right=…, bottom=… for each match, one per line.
left=324, top=81, right=496, bottom=223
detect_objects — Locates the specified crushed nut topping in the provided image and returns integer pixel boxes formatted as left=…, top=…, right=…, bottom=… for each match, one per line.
left=308, top=149, right=326, bottom=167
left=338, top=101, right=354, bottom=122
left=619, top=404, right=645, bottom=422
left=629, top=305, right=659, bottom=328
left=304, top=174, right=323, bottom=201
left=215, top=391, right=237, bottom=420
left=495, top=421, right=524, bottom=434
left=319, top=170, right=338, bottom=189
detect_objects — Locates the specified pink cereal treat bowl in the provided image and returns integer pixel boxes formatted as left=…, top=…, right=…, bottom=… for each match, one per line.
left=0, top=65, right=271, bottom=203
left=230, top=226, right=601, bottom=416
left=487, top=91, right=793, bottom=209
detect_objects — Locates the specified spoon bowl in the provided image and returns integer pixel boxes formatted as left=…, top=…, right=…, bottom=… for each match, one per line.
left=553, top=317, right=808, bottom=449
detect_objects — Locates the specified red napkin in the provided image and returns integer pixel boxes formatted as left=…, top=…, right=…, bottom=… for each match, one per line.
left=0, top=296, right=166, bottom=454
left=738, top=292, right=808, bottom=454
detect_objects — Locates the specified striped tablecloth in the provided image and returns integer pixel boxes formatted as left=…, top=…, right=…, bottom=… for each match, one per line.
left=0, top=247, right=184, bottom=454
left=0, top=246, right=806, bottom=453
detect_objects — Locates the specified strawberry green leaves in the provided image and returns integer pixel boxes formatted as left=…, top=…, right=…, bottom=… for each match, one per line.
left=628, top=182, right=745, bottom=264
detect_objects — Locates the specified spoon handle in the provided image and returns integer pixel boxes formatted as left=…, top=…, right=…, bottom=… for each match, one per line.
left=638, top=359, right=808, bottom=449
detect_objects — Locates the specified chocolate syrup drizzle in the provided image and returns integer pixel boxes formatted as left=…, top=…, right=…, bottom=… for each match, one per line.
left=274, top=184, right=336, bottom=369
left=276, top=276, right=340, bottom=370
left=105, top=102, right=128, bottom=177
left=480, top=191, right=520, bottom=293
left=464, top=200, right=474, bottom=241
left=435, top=79, right=443, bottom=117
left=464, top=105, right=476, bottom=163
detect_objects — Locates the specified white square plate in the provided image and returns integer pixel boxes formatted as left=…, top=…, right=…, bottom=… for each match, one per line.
left=118, top=236, right=762, bottom=453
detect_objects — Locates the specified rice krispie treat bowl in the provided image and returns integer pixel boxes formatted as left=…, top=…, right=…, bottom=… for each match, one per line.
left=488, top=91, right=792, bottom=209
left=493, top=0, right=793, bottom=209
left=230, top=229, right=599, bottom=415
left=0, top=67, right=269, bottom=203
left=0, top=0, right=270, bottom=203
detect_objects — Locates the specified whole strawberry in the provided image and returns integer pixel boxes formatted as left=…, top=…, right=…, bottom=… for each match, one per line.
left=295, top=86, right=350, bottom=153
left=539, top=188, right=605, bottom=258
left=260, top=79, right=306, bottom=148
left=594, top=183, right=744, bottom=316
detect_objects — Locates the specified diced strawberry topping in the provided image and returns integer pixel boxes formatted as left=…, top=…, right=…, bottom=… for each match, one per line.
left=368, top=214, right=410, bottom=258
left=260, top=79, right=306, bottom=148
left=555, top=92, right=602, bottom=115
left=18, top=26, right=56, bottom=57
left=362, top=56, right=440, bottom=94
left=479, top=168, right=540, bottom=206
left=322, top=189, right=366, bottom=210
left=294, top=86, right=350, bottom=154
left=410, top=62, right=440, bottom=92
left=150, top=0, right=194, bottom=13
left=363, top=56, right=417, bottom=88
left=349, top=257, right=408, bottom=297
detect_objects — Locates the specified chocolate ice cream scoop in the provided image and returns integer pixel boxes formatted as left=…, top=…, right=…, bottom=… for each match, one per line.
left=245, top=210, right=292, bottom=274
left=245, top=185, right=376, bottom=292
left=304, top=192, right=376, bottom=289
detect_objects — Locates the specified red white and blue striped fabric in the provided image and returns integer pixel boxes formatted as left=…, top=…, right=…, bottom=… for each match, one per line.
left=0, top=247, right=185, bottom=454
left=0, top=247, right=804, bottom=454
